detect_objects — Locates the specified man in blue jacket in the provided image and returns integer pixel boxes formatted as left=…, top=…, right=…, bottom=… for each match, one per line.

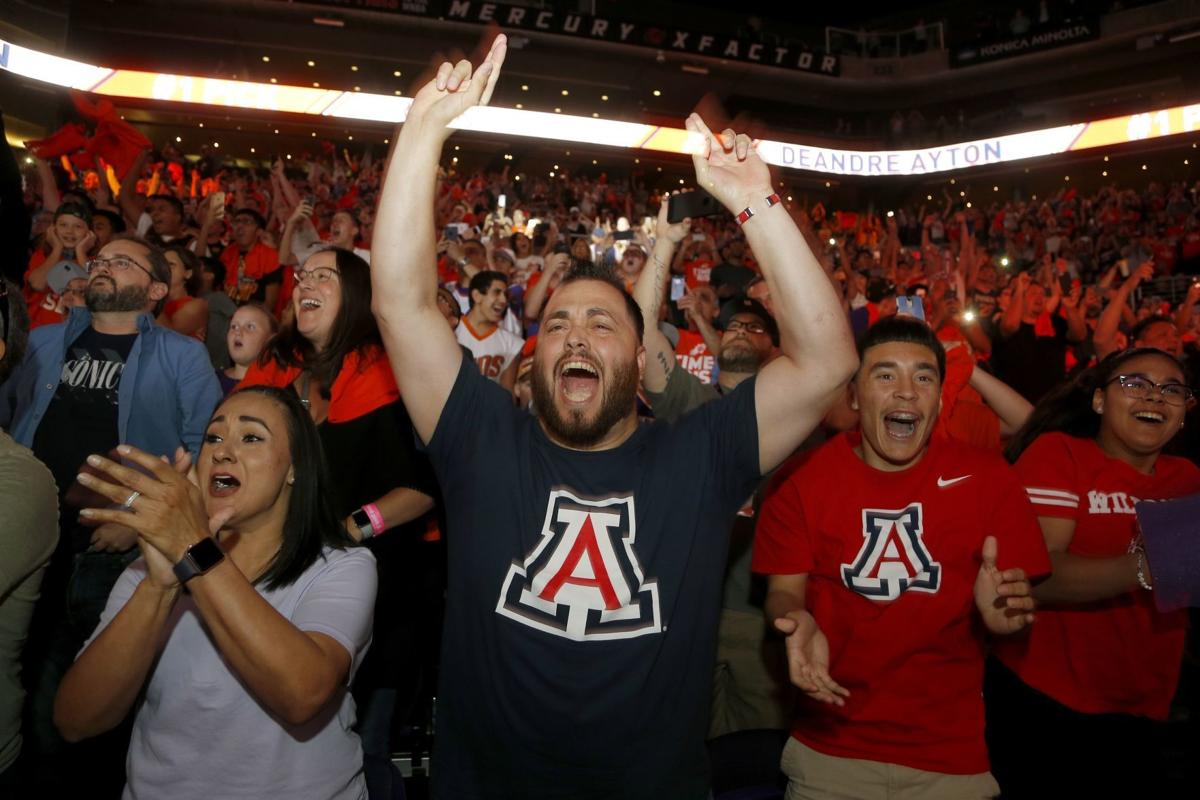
left=0, top=233, right=220, bottom=789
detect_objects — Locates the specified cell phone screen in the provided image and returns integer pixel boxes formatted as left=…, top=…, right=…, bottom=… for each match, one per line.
left=896, top=295, right=926, bottom=321
left=670, top=276, right=686, bottom=302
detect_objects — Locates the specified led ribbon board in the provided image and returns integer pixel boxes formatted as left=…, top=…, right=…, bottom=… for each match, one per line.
left=3, top=38, right=1199, bottom=176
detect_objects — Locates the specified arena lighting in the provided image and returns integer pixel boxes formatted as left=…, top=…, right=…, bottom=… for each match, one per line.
left=4, top=37, right=1200, bottom=177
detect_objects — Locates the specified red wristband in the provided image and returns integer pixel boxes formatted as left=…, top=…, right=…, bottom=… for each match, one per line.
left=735, top=193, right=781, bottom=226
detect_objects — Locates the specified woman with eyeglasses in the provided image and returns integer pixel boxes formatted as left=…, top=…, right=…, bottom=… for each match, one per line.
left=54, top=387, right=376, bottom=799
left=238, top=247, right=440, bottom=759
left=985, top=347, right=1200, bottom=798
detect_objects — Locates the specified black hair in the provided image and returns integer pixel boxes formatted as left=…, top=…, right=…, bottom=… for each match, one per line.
left=233, top=207, right=267, bottom=229
left=1128, top=316, right=1176, bottom=344
left=164, top=243, right=205, bottom=297
left=551, top=261, right=645, bottom=343
left=262, top=247, right=380, bottom=399
left=1004, top=347, right=1190, bottom=463
left=92, top=208, right=126, bottom=234
left=200, top=255, right=226, bottom=289
left=0, top=279, right=30, bottom=385
left=468, top=270, right=508, bottom=308
left=856, top=315, right=946, bottom=380
left=149, top=193, right=184, bottom=219
left=220, top=385, right=354, bottom=590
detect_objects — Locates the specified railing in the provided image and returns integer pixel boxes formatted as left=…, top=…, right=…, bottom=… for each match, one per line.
left=825, top=22, right=945, bottom=59
left=1143, top=275, right=1198, bottom=306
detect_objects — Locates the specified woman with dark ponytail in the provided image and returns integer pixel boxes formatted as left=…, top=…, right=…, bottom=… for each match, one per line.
left=987, top=347, right=1199, bottom=798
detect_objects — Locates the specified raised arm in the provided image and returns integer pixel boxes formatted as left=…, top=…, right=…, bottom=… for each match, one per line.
left=34, top=157, right=61, bottom=212
left=1175, top=282, right=1200, bottom=336
left=632, top=199, right=690, bottom=393
left=968, top=364, right=1033, bottom=436
left=1000, top=271, right=1029, bottom=337
left=118, top=149, right=150, bottom=229
left=372, top=36, right=507, bottom=442
left=1093, top=262, right=1151, bottom=359
left=522, top=251, right=567, bottom=322
left=278, top=201, right=314, bottom=267
left=686, top=115, right=857, bottom=473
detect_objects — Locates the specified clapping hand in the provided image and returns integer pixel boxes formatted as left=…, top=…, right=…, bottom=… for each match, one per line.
left=77, top=445, right=234, bottom=589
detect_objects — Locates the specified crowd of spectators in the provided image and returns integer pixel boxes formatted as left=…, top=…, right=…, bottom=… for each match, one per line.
left=2, top=76, right=1199, bottom=798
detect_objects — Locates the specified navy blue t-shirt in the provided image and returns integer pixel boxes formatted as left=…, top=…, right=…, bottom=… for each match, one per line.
left=426, top=352, right=760, bottom=799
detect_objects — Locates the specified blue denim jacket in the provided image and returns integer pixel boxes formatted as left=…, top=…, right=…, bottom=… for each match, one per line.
left=0, top=308, right=222, bottom=459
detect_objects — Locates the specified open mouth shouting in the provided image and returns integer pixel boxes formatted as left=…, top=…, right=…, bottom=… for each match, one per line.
left=558, top=357, right=600, bottom=404
left=883, top=410, right=921, bottom=440
left=1131, top=409, right=1166, bottom=426
left=298, top=296, right=324, bottom=314
left=209, top=471, right=242, bottom=498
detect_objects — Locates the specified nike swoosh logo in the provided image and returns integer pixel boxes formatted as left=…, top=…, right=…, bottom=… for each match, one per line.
left=937, top=475, right=972, bottom=488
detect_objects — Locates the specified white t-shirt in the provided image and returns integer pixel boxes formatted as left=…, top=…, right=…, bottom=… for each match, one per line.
left=455, top=318, right=524, bottom=382
left=86, top=546, right=377, bottom=800
left=447, top=283, right=523, bottom=337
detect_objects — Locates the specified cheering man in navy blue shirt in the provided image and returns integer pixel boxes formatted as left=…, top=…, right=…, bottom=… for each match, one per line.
left=372, top=35, right=858, bottom=800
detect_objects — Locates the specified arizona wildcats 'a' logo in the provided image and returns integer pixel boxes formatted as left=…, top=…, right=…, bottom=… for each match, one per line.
left=841, top=504, right=941, bottom=601
left=495, top=490, right=662, bottom=641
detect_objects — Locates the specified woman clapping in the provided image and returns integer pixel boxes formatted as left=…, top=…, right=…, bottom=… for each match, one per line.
left=54, top=387, right=376, bottom=800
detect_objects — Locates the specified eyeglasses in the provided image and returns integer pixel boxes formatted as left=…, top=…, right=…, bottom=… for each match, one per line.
left=725, top=319, right=768, bottom=335
left=85, top=256, right=155, bottom=281
left=1108, top=375, right=1195, bottom=407
left=293, top=266, right=340, bottom=284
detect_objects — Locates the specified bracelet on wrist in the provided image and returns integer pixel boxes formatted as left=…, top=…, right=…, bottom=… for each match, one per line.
left=735, top=193, right=782, bottom=226
left=1134, top=550, right=1153, bottom=592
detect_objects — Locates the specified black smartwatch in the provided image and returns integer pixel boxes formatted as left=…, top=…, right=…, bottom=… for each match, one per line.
left=173, top=537, right=225, bottom=584
left=351, top=507, right=375, bottom=540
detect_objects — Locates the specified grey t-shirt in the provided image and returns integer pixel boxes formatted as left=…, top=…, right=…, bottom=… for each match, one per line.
left=87, top=545, right=377, bottom=799
left=0, top=432, right=58, bottom=774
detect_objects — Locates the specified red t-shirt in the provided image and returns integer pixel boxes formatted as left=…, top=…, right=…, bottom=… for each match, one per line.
left=754, top=432, right=1051, bottom=774
left=683, top=258, right=713, bottom=288
left=674, top=328, right=715, bottom=385
left=25, top=249, right=70, bottom=329
left=996, top=432, right=1200, bottom=719
left=1181, top=230, right=1200, bottom=260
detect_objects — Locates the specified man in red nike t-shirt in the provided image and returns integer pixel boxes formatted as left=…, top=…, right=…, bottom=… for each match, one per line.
left=754, top=316, right=1051, bottom=799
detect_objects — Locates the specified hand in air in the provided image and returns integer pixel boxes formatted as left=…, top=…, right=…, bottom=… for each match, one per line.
left=685, top=114, right=773, bottom=215
left=655, top=193, right=692, bottom=245
left=406, top=35, right=508, bottom=138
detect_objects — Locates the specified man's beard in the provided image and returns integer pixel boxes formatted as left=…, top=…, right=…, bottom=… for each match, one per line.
left=532, top=355, right=639, bottom=448
left=718, top=341, right=765, bottom=374
left=86, top=279, right=150, bottom=313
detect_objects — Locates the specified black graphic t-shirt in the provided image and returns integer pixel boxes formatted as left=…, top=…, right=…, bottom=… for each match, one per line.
left=424, top=352, right=760, bottom=800
left=32, top=327, right=137, bottom=497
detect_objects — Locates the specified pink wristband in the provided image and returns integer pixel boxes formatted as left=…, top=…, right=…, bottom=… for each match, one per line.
left=363, top=503, right=386, bottom=536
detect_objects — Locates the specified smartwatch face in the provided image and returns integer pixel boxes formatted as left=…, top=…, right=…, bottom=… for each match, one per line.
left=188, top=537, right=225, bottom=572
